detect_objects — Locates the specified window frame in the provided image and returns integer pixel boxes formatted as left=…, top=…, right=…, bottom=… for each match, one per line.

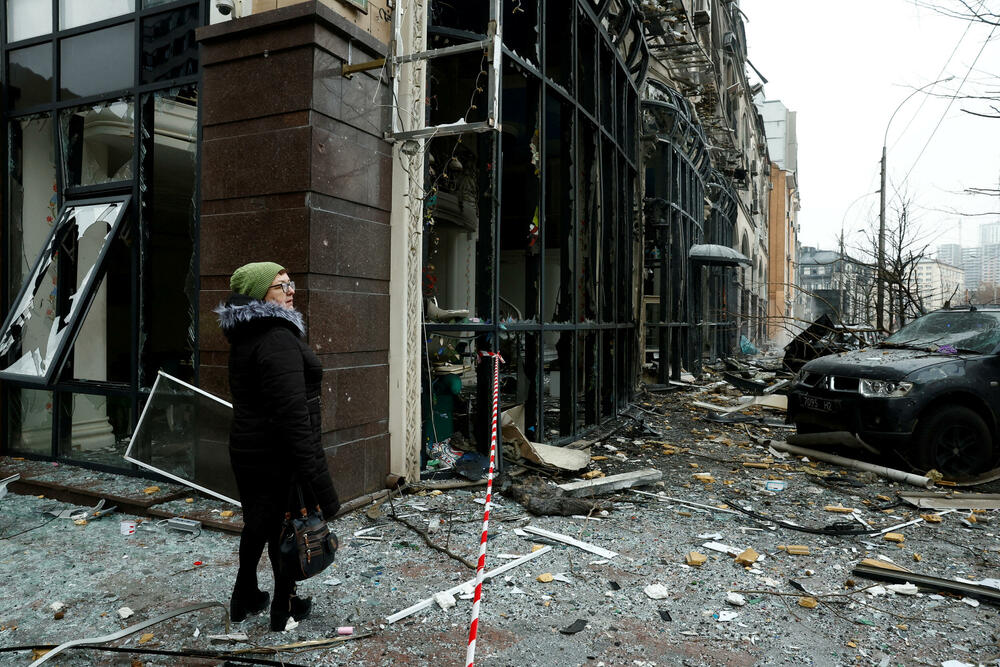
left=0, top=194, right=132, bottom=386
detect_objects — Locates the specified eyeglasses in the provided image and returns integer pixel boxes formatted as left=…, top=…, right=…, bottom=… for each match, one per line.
left=268, top=280, right=295, bottom=294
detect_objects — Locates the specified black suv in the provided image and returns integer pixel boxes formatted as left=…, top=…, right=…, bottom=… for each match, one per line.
left=787, top=307, right=1000, bottom=478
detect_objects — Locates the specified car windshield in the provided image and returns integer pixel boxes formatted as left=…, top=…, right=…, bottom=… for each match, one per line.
left=882, top=311, right=1000, bottom=354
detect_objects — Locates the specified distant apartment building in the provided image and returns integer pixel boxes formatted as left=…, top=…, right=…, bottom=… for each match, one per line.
left=913, top=259, right=964, bottom=312
left=798, top=246, right=872, bottom=325
left=980, top=222, right=1000, bottom=246
left=756, top=98, right=800, bottom=344
left=937, top=224, right=1000, bottom=296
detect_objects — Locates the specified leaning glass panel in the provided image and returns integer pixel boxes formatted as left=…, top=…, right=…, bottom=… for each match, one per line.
left=125, top=372, right=240, bottom=505
left=7, top=0, right=53, bottom=42
left=0, top=199, right=130, bottom=384
left=59, top=0, right=135, bottom=30
left=6, top=387, right=54, bottom=455
left=60, top=99, right=135, bottom=187
left=8, top=43, right=54, bottom=109
left=58, top=393, right=132, bottom=466
left=59, top=22, right=135, bottom=99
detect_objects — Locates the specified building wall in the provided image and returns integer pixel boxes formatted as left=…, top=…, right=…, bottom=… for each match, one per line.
left=250, top=0, right=392, bottom=44
left=197, top=3, right=392, bottom=501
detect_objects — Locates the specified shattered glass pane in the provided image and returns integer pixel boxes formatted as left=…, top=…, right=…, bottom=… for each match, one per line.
left=139, top=87, right=197, bottom=386
left=59, top=392, right=132, bottom=466
left=6, top=387, right=54, bottom=455
left=60, top=99, right=135, bottom=187
left=0, top=200, right=130, bottom=384
left=126, top=372, right=240, bottom=505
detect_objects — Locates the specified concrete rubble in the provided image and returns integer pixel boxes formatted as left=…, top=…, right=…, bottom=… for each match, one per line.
left=2, top=372, right=1000, bottom=665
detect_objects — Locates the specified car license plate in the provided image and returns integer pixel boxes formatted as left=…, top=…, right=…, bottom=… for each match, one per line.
left=801, top=396, right=839, bottom=412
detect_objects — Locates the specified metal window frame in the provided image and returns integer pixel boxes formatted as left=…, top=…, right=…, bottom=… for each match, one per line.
left=422, top=0, right=645, bottom=445
left=123, top=370, right=240, bottom=506
left=0, top=195, right=132, bottom=386
left=1, top=0, right=206, bottom=466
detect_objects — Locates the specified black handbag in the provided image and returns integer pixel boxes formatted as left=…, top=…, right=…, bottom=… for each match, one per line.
left=278, top=486, right=339, bottom=581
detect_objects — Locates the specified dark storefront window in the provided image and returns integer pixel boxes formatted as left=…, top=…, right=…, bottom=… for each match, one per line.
left=422, top=0, right=646, bottom=451
left=1, top=1, right=205, bottom=469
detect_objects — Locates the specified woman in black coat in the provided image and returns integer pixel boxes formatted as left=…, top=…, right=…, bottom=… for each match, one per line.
left=215, top=261, right=339, bottom=631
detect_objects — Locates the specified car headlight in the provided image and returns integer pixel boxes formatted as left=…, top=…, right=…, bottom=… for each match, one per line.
left=859, top=379, right=913, bottom=398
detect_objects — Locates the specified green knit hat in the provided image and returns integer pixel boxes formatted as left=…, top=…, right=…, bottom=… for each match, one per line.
left=230, top=261, right=285, bottom=300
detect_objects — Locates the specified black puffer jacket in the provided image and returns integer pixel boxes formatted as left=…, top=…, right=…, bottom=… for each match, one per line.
left=215, top=295, right=339, bottom=523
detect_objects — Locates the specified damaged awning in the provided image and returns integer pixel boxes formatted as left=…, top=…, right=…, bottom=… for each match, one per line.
left=688, top=244, right=751, bottom=266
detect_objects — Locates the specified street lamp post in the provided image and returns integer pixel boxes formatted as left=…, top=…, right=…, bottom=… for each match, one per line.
left=877, top=76, right=954, bottom=332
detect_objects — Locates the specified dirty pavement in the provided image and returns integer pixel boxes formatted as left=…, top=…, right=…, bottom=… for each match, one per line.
left=2, top=371, right=1000, bottom=666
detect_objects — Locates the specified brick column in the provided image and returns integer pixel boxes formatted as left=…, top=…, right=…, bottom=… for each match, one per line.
left=197, top=1, right=391, bottom=501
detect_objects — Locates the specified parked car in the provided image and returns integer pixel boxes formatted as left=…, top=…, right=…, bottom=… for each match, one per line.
left=787, top=306, right=1000, bottom=478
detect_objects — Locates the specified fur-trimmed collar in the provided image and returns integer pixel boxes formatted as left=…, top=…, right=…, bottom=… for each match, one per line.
left=214, top=295, right=305, bottom=337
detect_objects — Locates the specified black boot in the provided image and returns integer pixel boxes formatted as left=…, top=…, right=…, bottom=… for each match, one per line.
left=269, top=589, right=313, bottom=631
left=230, top=585, right=269, bottom=623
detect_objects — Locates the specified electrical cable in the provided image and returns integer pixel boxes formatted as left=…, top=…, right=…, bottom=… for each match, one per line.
left=0, top=515, right=59, bottom=541
left=888, top=0, right=984, bottom=152
left=0, top=644, right=304, bottom=666
left=892, top=19, right=999, bottom=202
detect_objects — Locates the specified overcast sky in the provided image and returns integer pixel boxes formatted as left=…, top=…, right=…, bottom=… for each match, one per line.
left=741, top=0, right=1000, bottom=258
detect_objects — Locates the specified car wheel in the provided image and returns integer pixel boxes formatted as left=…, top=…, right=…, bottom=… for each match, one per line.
left=914, top=405, right=995, bottom=478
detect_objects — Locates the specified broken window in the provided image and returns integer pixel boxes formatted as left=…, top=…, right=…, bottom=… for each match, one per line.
left=138, top=87, right=198, bottom=386
left=58, top=392, right=132, bottom=467
left=424, top=0, right=645, bottom=453
left=125, top=372, right=240, bottom=505
left=6, top=387, right=54, bottom=455
left=60, top=99, right=135, bottom=187
left=0, top=198, right=130, bottom=385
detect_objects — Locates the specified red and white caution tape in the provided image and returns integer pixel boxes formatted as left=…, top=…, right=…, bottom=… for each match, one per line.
left=465, top=351, right=503, bottom=667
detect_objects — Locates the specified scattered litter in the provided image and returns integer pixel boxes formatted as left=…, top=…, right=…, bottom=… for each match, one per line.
left=208, top=632, right=250, bottom=642
left=697, top=532, right=724, bottom=540
left=283, top=618, right=299, bottom=631
left=434, top=592, right=457, bottom=610
left=702, top=542, right=742, bottom=557
left=537, top=573, right=554, bottom=583
left=142, top=486, right=160, bottom=495
left=764, top=480, right=787, bottom=491
left=779, top=545, right=810, bottom=556
left=658, top=609, right=672, bottom=622
left=714, top=610, right=738, bottom=622
left=726, top=592, right=747, bottom=606
left=798, top=597, right=818, bottom=609
left=336, top=626, right=354, bottom=636
left=886, top=583, right=919, bottom=595
left=117, top=607, right=134, bottom=619
left=323, top=577, right=343, bottom=586
left=49, top=602, right=65, bottom=613
left=686, top=552, right=708, bottom=567
left=644, top=584, right=670, bottom=600
left=521, top=526, right=618, bottom=559
left=559, top=619, right=588, bottom=635
left=386, top=546, right=552, bottom=624
left=138, top=633, right=155, bottom=644
left=883, top=533, right=905, bottom=544
left=557, top=468, right=663, bottom=497
left=735, top=548, right=760, bottom=566
left=962, top=598, right=980, bottom=608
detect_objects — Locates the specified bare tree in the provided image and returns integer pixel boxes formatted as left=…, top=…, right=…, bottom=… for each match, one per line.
left=846, top=196, right=933, bottom=331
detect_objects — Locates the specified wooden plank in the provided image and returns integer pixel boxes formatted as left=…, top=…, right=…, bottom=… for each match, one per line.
left=557, top=468, right=663, bottom=497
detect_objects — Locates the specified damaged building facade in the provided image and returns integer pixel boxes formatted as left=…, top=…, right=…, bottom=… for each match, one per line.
left=0, top=0, right=780, bottom=503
